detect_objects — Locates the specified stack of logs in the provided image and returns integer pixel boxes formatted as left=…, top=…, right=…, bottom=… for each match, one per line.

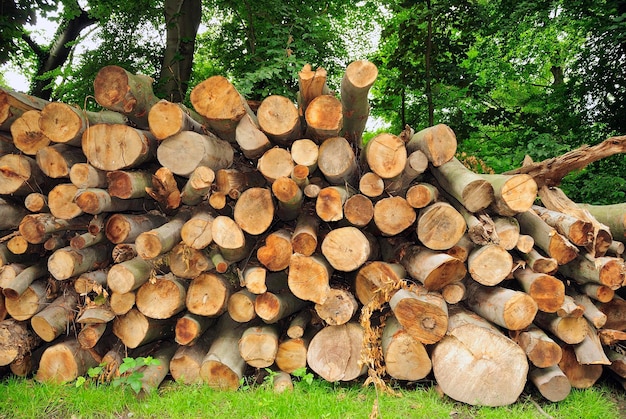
left=1, top=60, right=626, bottom=407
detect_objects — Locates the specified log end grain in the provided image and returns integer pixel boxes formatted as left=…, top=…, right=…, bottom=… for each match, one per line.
left=373, top=196, right=416, bottom=237
left=365, top=133, right=407, bottom=179
left=417, top=202, right=466, bottom=251
left=233, top=188, right=275, bottom=235
left=321, top=227, right=370, bottom=272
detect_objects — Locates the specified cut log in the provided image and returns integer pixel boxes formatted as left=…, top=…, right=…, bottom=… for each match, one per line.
left=175, top=312, right=216, bottom=346
left=363, top=133, right=407, bottom=180
left=10, top=110, right=50, bottom=155
left=74, top=269, right=108, bottom=296
left=147, top=99, right=207, bottom=140
left=479, top=173, right=537, bottom=216
left=317, top=136, right=358, bottom=185
left=109, top=291, right=135, bottom=316
left=572, top=320, right=610, bottom=365
left=0, top=154, right=46, bottom=196
left=69, top=163, right=108, bottom=189
left=381, top=314, right=431, bottom=381
left=256, top=147, right=294, bottom=184
left=396, top=244, right=467, bottom=291
left=190, top=75, right=251, bottom=142
left=577, top=202, right=626, bottom=244
left=315, top=185, right=350, bottom=222
left=287, top=253, right=333, bottom=304
left=512, top=266, right=565, bottom=313
left=181, top=166, right=215, bottom=206
left=340, top=60, right=377, bottom=144
left=157, top=130, right=234, bottom=177
left=558, top=344, right=603, bottom=389
left=570, top=291, right=607, bottom=329
left=297, top=64, right=328, bottom=115
left=112, top=308, right=176, bottom=348
left=431, top=158, right=494, bottom=213
left=291, top=213, right=319, bottom=256
left=47, top=244, right=110, bottom=281
left=134, top=340, right=178, bottom=394
left=211, top=215, right=250, bottom=262
left=519, top=248, right=558, bottom=274
left=354, top=261, right=406, bottom=306
left=306, top=322, right=366, bottom=382
left=405, top=124, right=456, bottom=167
left=257, top=229, right=293, bottom=272
left=441, top=281, right=466, bottom=304
left=389, top=287, right=448, bottom=344
left=384, top=151, right=430, bottom=196
left=135, top=210, right=191, bottom=259
left=444, top=234, right=474, bottom=262
left=255, top=290, right=309, bottom=324
left=287, top=310, right=312, bottom=339
left=136, top=273, right=188, bottom=319
left=275, top=334, right=311, bottom=374
left=597, top=296, right=626, bottom=330
left=47, top=183, right=82, bottom=219
left=467, top=243, right=513, bottom=286
left=516, top=209, right=579, bottom=265
left=256, top=95, right=301, bottom=146
left=515, top=234, right=535, bottom=253
left=343, top=193, right=375, bottom=228
left=35, top=144, right=86, bottom=179
left=75, top=188, right=148, bottom=215
left=321, top=226, right=377, bottom=272
left=533, top=311, right=588, bottom=344
left=24, top=193, right=48, bottom=213
left=35, top=338, right=99, bottom=383
left=314, top=288, right=358, bottom=326
left=431, top=305, right=528, bottom=406
left=532, top=205, right=593, bottom=247
left=373, top=196, right=416, bottom=237
left=106, top=256, right=152, bottom=294
left=0, top=318, right=42, bottom=366
left=82, top=124, right=157, bottom=171
left=359, top=172, right=384, bottom=198
left=4, top=279, right=50, bottom=321
left=227, top=289, right=258, bottom=323
left=416, top=202, right=466, bottom=250
left=510, top=325, right=562, bottom=368
left=290, top=139, right=319, bottom=173
left=304, top=95, right=343, bottom=142
left=168, top=243, right=213, bottom=279
left=582, top=283, right=615, bottom=303
left=170, top=333, right=213, bottom=384
left=0, top=88, right=50, bottom=130
left=105, top=212, right=167, bottom=244
left=30, top=291, right=78, bottom=342
left=232, top=186, right=275, bottom=235
left=0, top=261, right=48, bottom=299
left=18, top=210, right=90, bottom=245
left=235, top=113, right=272, bottom=159
left=529, top=365, right=572, bottom=402
left=464, top=280, right=538, bottom=331
left=186, top=272, right=234, bottom=317
left=106, top=170, right=152, bottom=199
left=76, top=306, right=115, bottom=324
left=492, top=216, right=520, bottom=250
left=558, top=254, right=625, bottom=290
left=238, top=324, right=280, bottom=368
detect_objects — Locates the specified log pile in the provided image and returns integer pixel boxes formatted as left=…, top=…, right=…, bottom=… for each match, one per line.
left=1, top=61, right=626, bottom=406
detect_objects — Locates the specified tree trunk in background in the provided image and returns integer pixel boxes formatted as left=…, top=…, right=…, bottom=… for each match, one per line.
left=158, top=0, right=202, bottom=103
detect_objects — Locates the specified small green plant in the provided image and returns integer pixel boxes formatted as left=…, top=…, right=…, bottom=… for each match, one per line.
left=263, top=368, right=279, bottom=387
left=291, top=367, right=314, bottom=386
left=112, top=356, right=160, bottom=394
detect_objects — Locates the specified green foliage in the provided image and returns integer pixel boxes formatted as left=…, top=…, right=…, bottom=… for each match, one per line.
left=74, top=356, right=161, bottom=395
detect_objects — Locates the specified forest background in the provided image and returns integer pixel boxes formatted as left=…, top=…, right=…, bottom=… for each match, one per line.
left=1, top=0, right=625, bottom=205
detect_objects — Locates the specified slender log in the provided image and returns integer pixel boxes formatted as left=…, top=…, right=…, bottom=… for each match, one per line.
left=577, top=202, right=626, bottom=244
left=0, top=88, right=50, bottom=130
left=529, top=365, right=572, bottom=402
left=136, top=273, right=188, bottom=319
left=10, top=110, right=51, bottom=155
left=147, top=99, right=207, bottom=140
left=570, top=291, right=607, bottom=329
left=69, top=163, right=107, bottom=189
left=520, top=248, right=558, bottom=274
left=157, top=131, right=234, bottom=177
left=306, top=322, right=366, bottom=382
left=199, top=314, right=248, bottom=390
left=75, top=188, right=147, bottom=215
left=597, top=296, right=626, bottom=330
left=82, top=124, right=157, bottom=171
left=304, top=95, right=343, bottom=142
left=287, top=253, right=333, bottom=304
left=24, top=193, right=48, bottom=213
left=556, top=294, right=585, bottom=318
left=19, top=213, right=90, bottom=244
left=47, top=183, right=82, bottom=219
left=558, top=254, right=625, bottom=290
left=382, top=314, right=431, bottom=381
left=47, top=244, right=110, bottom=281
left=35, top=144, right=86, bottom=179
left=389, top=287, right=448, bottom=345
left=255, top=290, right=309, bottom=324
left=211, top=215, right=250, bottom=262
left=385, top=150, right=430, bottom=196
left=0, top=261, right=48, bottom=299
left=186, top=272, right=234, bottom=317
left=416, top=202, right=466, bottom=250
left=287, top=310, right=312, bottom=339
left=290, top=139, right=319, bottom=172
left=30, top=291, right=78, bottom=342
left=74, top=269, right=108, bottom=295
left=533, top=311, right=588, bottom=344
left=373, top=196, right=416, bottom=237
left=175, top=312, right=216, bottom=346
left=105, top=212, right=167, bottom=245
left=112, top=308, right=176, bottom=349
left=107, top=256, right=152, bottom=294
left=77, top=322, right=108, bottom=349
left=76, top=306, right=115, bottom=324
left=607, top=240, right=625, bottom=257
left=233, top=187, right=275, bottom=236
left=478, top=173, right=537, bottom=216
left=4, top=279, right=50, bottom=321
left=314, top=288, right=358, bottom=326
left=467, top=244, right=513, bottom=286
left=431, top=158, right=494, bottom=212
left=0, top=154, right=46, bottom=196
left=340, top=60, right=377, bottom=144
left=572, top=320, right=610, bottom=365
left=135, top=340, right=178, bottom=394
left=607, top=348, right=626, bottom=378
left=227, top=289, right=258, bottom=323
left=444, top=234, right=474, bottom=262
left=532, top=205, right=594, bottom=247
left=510, top=325, right=562, bottom=368
left=235, top=113, right=272, bottom=159
left=298, top=64, right=328, bottom=116
left=582, top=283, right=614, bottom=303
left=464, top=280, right=538, bottom=330
left=441, top=281, right=466, bottom=304
left=0, top=318, right=42, bottom=366
left=321, top=227, right=377, bottom=272
left=35, top=338, right=99, bottom=383
left=431, top=305, right=529, bottom=406
left=290, top=213, right=319, bottom=256
left=106, top=170, right=152, bottom=199
left=396, top=244, right=467, bottom=291
left=190, top=75, right=252, bottom=143
left=513, top=266, right=565, bottom=313
left=515, top=234, right=535, bottom=253
left=271, top=177, right=303, bottom=222
left=598, top=329, right=626, bottom=346
left=181, top=166, right=215, bottom=206
left=403, top=183, right=438, bottom=210
left=516, top=209, right=579, bottom=265
left=558, top=344, right=603, bottom=389
left=135, top=210, right=191, bottom=259
left=405, top=124, right=456, bottom=167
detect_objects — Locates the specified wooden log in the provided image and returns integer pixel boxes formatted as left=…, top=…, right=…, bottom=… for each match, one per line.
left=170, top=332, right=213, bottom=384
left=4, top=279, right=50, bottom=321
left=405, top=124, right=456, bottom=167
left=431, top=158, right=494, bottom=213
left=343, top=193, right=374, bottom=227
left=582, top=283, right=615, bottom=303
left=340, top=60, right=377, bottom=144
left=190, top=75, right=252, bottom=142
left=416, top=202, right=466, bottom=250
left=47, top=243, right=110, bottom=281
left=373, top=196, right=416, bottom=236
left=74, top=269, right=108, bottom=295
left=599, top=329, right=626, bottom=345
left=238, top=324, right=280, bottom=368
left=558, top=344, right=603, bottom=389
left=607, top=240, right=625, bottom=257
left=135, top=210, right=191, bottom=259
left=291, top=214, right=319, bottom=257
left=82, top=124, right=157, bottom=171
left=290, top=139, right=319, bottom=173
left=112, top=308, right=176, bottom=348
left=389, top=287, right=448, bottom=345
left=0, top=88, right=50, bottom=130
left=0, top=318, right=42, bottom=366
left=186, top=272, right=234, bottom=317
left=354, top=261, right=406, bottom=306
left=106, top=256, right=152, bottom=294
left=384, top=150, right=429, bottom=196
left=233, top=187, right=275, bottom=236
left=257, top=229, right=293, bottom=272
left=105, top=212, right=167, bottom=244
left=513, top=266, right=565, bottom=313
left=134, top=340, right=178, bottom=394
left=381, top=314, right=431, bottom=381
left=69, top=162, right=108, bottom=189
left=306, top=322, right=366, bottom=382
left=315, top=185, right=350, bottom=222
left=0, top=154, right=46, bottom=195
left=321, top=226, right=377, bottom=272
left=570, top=291, right=607, bottom=329
left=157, top=130, right=234, bottom=177
left=556, top=294, right=585, bottom=318
left=287, top=253, right=333, bottom=304
left=532, top=205, right=594, bottom=247
left=558, top=254, right=625, bottom=290
left=359, top=171, right=384, bottom=198
left=35, top=144, right=86, bottom=179
left=515, top=234, right=535, bottom=253
left=211, top=215, right=250, bottom=262
left=533, top=311, right=588, bottom=344
left=441, top=281, right=466, bottom=304
left=510, top=325, right=562, bottom=368
left=75, top=188, right=147, bottom=215
left=297, top=64, right=328, bottom=115
left=431, top=306, right=528, bottom=406
left=492, top=216, right=520, bottom=250
left=35, top=338, right=98, bottom=383
left=180, top=166, right=215, bottom=206
left=0, top=261, right=47, bottom=299
left=40, top=101, right=128, bottom=146
left=287, top=310, right=312, bottom=339
left=24, top=193, right=48, bottom=213
left=577, top=202, right=626, bottom=244
left=275, top=334, right=310, bottom=374
left=18, top=213, right=89, bottom=244
left=572, top=320, right=610, bottom=365
left=444, top=234, right=474, bottom=262
left=199, top=314, right=248, bottom=390
left=256, top=95, right=301, bottom=146
left=109, top=291, right=136, bottom=316
left=519, top=247, right=558, bottom=274
left=597, top=296, right=626, bottom=330
left=317, top=136, right=358, bottom=185
left=93, top=65, right=160, bottom=128
left=464, top=280, right=537, bottom=331
left=0, top=199, right=28, bottom=232
left=466, top=243, right=513, bottom=286
left=256, top=147, right=294, bottom=185
left=76, top=306, right=115, bottom=324
left=255, top=290, right=309, bottom=324
left=147, top=99, right=207, bottom=140
left=136, top=273, right=188, bottom=319
left=10, top=110, right=50, bottom=155
left=314, top=288, right=358, bottom=326
left=168, top=243, right=213, bottom=279
left=607, top=348, right=626, bottom=378
left=529, top=365, right=572, bottom=402
left=235, top=113, right=272, bottom=159
left=106, top=170, right=152, bottom=199
left=363, top=133, right=407, bottom=180
left=304, top=95, right=343, bottom=142
left=397, top=244, right=467, bottom=291
left=516, top=209, right=579, bottom=265
left=175, top=312, right=216, bottom=346
left=227, top=289, right=258, bottom=323
left=47, top=183, right=82, bottom=219
left=30, top=291, right=78, bottom=342
left=478, top=173, right=537, bottom=216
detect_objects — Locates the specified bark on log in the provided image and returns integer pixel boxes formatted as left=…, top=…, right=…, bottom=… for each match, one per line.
left=389, top=287, right=448, bottom=345
left=529, top=365, right=572, bottom=402
left=519, top=248, right=558, bottom=274
left=492, top=216, right=520, bottom=250
left=516, top=209, right=579, bottom=265
left=306, top=322, right=366, bottom=382
left=35, top=338, right=98, bottom=383
left=577, top=202, right=626, bottom=244
left=558, top=254, right=625, bottom=290
left=532, top=205, right=594, bottom=247
left=105, top=213, right=167, bottom=244
left=513, top=266, right=565, bottom=313
left=431, top=306, right=528, bottom=406
left=340, top=60, right=377, bottom=145
left=304, top=95, right=343, bottom=142
left=510, top=325, right=562, bottom=368
left=396, top=244, right=467, bottom=291
left=135, top=340, right=178, bottom=394
left=136, top=273, right=188, bottom=319
left=175, top=312, right=216, bottom=346
left=157, top=131, right=234, bottom=177
left=69, top=163, right=107, bottom=189
left=0, top=261, right=48, bottom=299
left=235, top=113, right=272, bottom=160
left=181, top=166, right=215, bottom=206
left=106, top=256, right=153, bottom=294
left=381, top=314, right=431, bottom=381
left=479, top=173, right=537, bottom=216
left=47, top=244, right=110, bottom=281
left=30, top=291, right=78, bottom=342
left=112, top=308, right=176, bottom=348
left=135, top=210, right=191, bottom=259
left=106, top=170, right=152, bottom=199
left=18, top=213, right=89, bottom=245
left=254, top=290, right=309, bottom=324
left=170, top=333, right=213, bottom=384
left=35, top=144, right=86, bottom=179
left=572, top=320, right=610, bottom=365
left=405, top=124, right=456, bottom=167
left=4, top=279, right=50, bottom=321
left=431, top=158, right=494, bottom=213
left=147, top=99, right=207, bottom=140
left=82, top=124, right=157, bottom=171
left=0, top=88, right=50, bottom=131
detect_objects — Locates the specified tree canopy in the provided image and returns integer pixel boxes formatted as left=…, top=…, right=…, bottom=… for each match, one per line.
left=1, top=0, right=625, bottom=203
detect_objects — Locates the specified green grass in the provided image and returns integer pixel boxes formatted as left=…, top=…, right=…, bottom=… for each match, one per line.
left=0, top=374, right=624, bottom=419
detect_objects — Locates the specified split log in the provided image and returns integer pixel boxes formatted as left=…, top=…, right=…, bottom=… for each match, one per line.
left=516, top=209, right=579, bottom=265
left=157, top=131, right=234, bottom=177
left=82, top=124, right=157, bottom=171
left=304, top=95, right=343, bottom=142
left=416, top=202, right=466, bottom=250
left=10, top=110, right=50, bottom=155
left=35, top=144, right=86, bottom=179
left=254, top=290, right=309, bottom=324
left=577, top=202, right=626, bottom=244
left=558, top=254, right=625, bottom=290
left=135, top=210, right=191, bottom=259
left=314, top=288, right=358, bottom=326
left=363, top=133, right=407, bottom=180
left=373, top=196, right=416, bottom=236
left=381, top=314, right=431, bottom=381
left=0, top=154, right=45, bottom=195
left=93, top=65, right=160, bottom=129
left=431, top=158, right=494, bottom=213
left=340, top=60, right=377, bottom=144
left=0, top=318, right=42, bottom=366
left=69, top=163, right=108, bottom=189
left=479, top=173, right=537, bottom=216
left=405, top=124, right=456, bottom=167
left=343, top=193, right=374, bottom=227
left=321, top=226, right=377, bottom=272
left=235, top=113, right=272, bottom=159
left=464, top=280, right=538, bottom=331
left=35, top=338, right=98, bottom=383
left=257, top=95, right=301, bottom=146
left=238, top=324, right=280, bottom=368
left=529, top=365, right=571, bottom=402
left=512, top=266, right=565, bottom=313
left=105, top=212, right=167, bottom=244
left=287, top=253, right=333, bottom=304
left=306, top=322, right=366, bottom=382
left=317, top=136, right=358, bottom=185
left=186, top=272, right=234, bottom=317
left=510, top=325, right=562, bottom=368
left=558, top=344, right=603, bottom=389
left=30, top=291, right=78, bottom=342
left=431, top=305, right=528, bottom=406
left=190, top=75, right=252, bottom=142
left=232, top=187, right=275, bottom=235
left=389, top=287, right=448, bottom=345
left=40, top=101, right=128, bottom=146
left=175, top=312, right=216, bottom=346
left=532, top=205, right=593, bottom=247
left=297, top=64, right=328, bottom=115
left=136, top=273, right=188, bottom=319
left=147, top=99, right=207, bottom=140
left=112, top=308, right=176, bottom=348
left=199, top=314, right=248, bottom=390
